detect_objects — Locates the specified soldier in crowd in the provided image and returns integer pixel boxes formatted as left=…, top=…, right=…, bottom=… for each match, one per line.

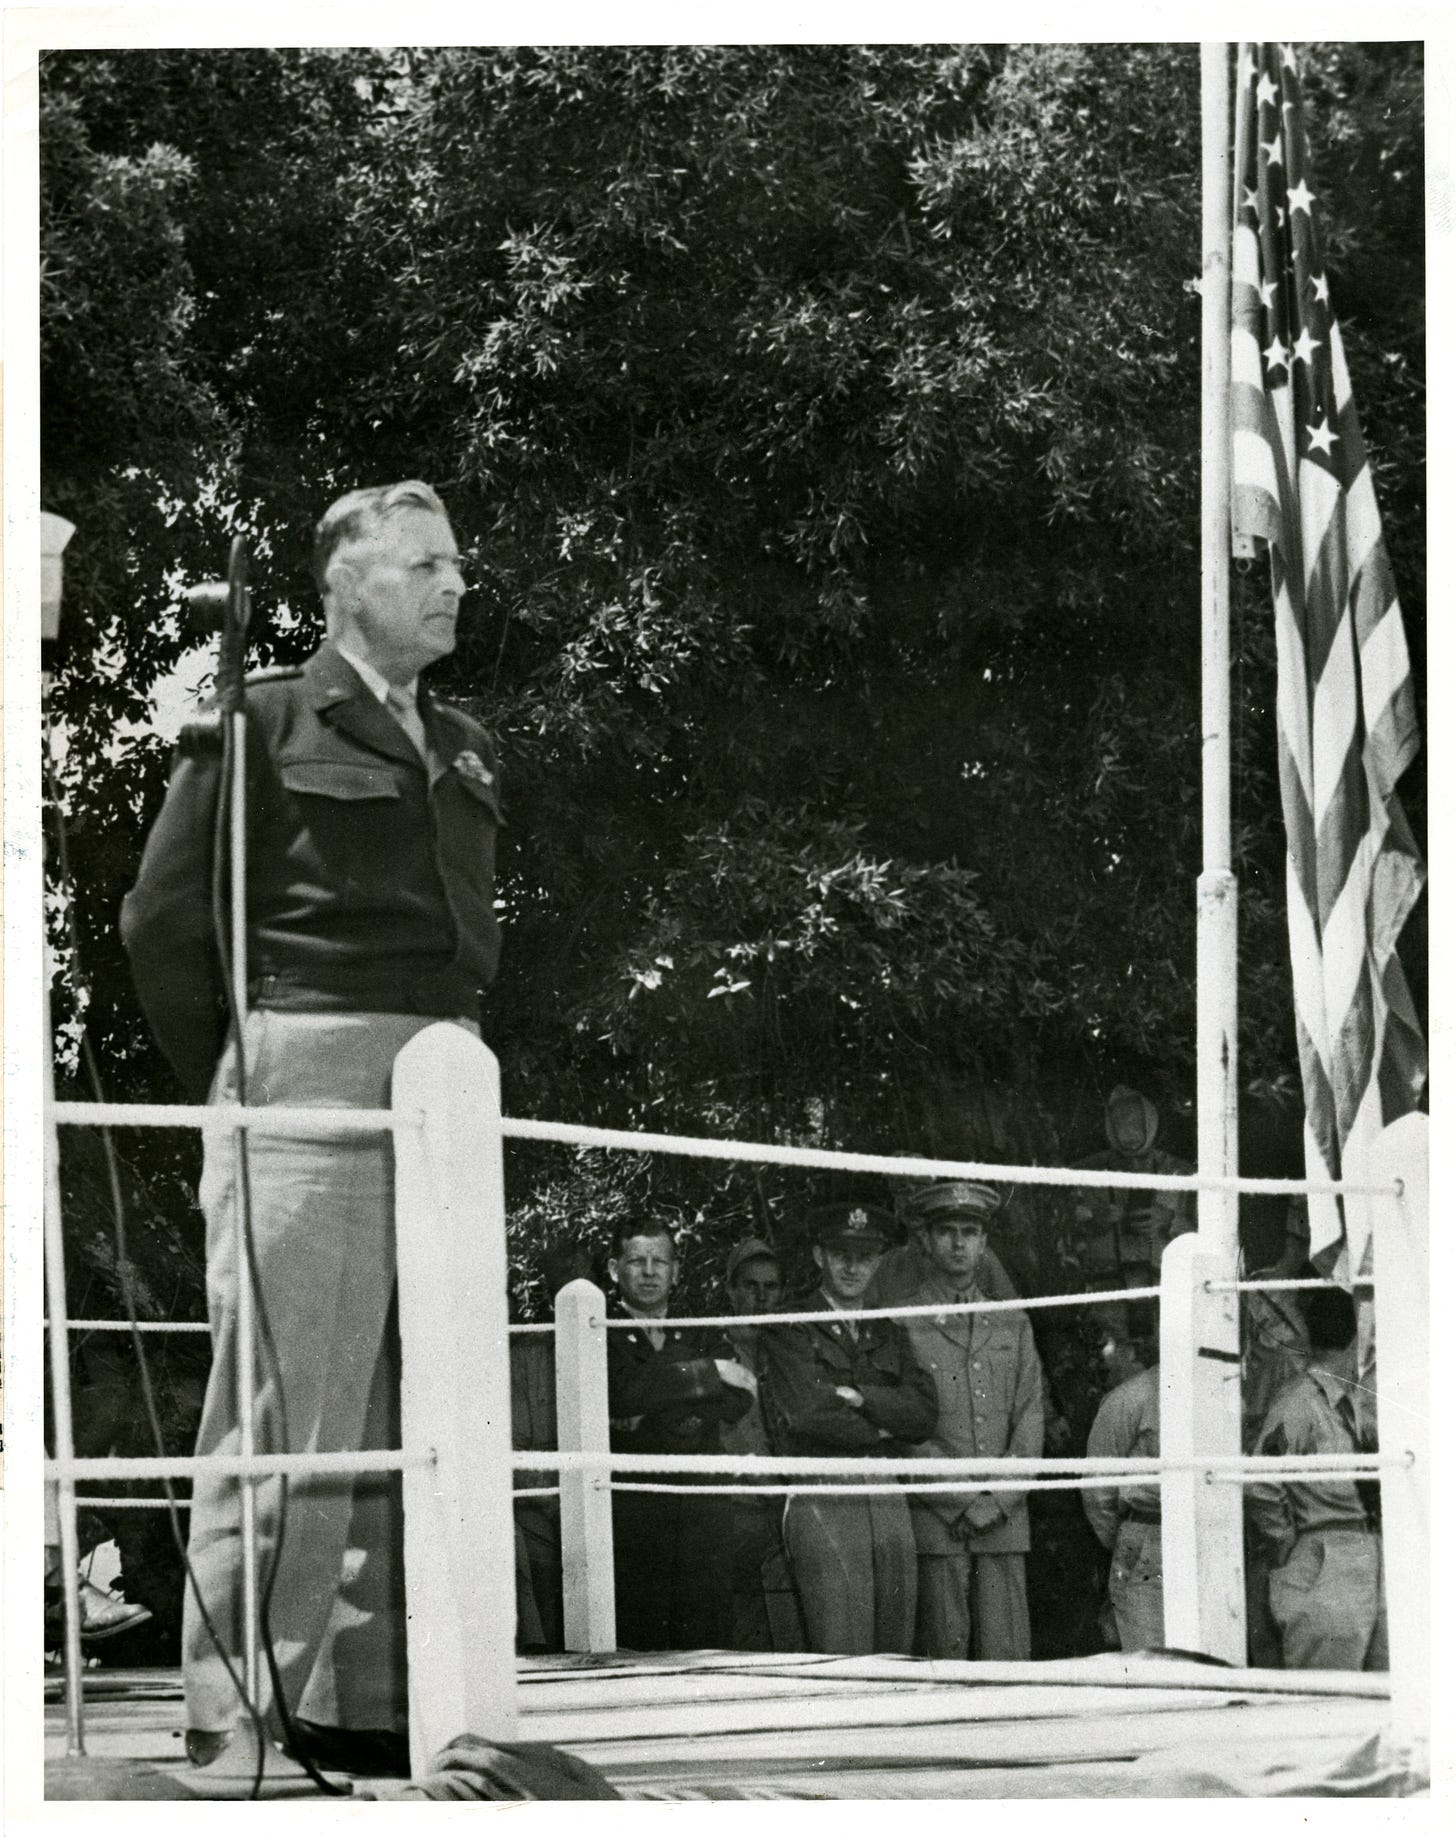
left=720, top=1238, right=806, bottom=1650
left=605, top=1222, right=756, bottom=1650
left=1073, top=1085, right=1194, bottom=1290
left=758, top=1204, right=937, bottom=1656
left=899, top=1181, right=1044, bottom=1661
left=1081, top=1306, right=1163, bottom=1651
left=1240, top=1197, right=1316, bottom=1665
left=1246, top=1286, right=1386, bottom=1671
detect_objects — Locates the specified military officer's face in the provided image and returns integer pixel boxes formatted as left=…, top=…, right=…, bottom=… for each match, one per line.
left=610, top=1233, right=679, bottom=1311
left=330, top=506, right=465, bottom=683
left=813, top=1241, right=882, bottom=1304
left=921, top=1215, right=988, bottom=1285
left=729, top=1256, right=783, bottom=1316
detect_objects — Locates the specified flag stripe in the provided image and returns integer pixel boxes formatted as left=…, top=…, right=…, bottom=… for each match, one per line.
left=1229, top=41, right=1426, bottom=1269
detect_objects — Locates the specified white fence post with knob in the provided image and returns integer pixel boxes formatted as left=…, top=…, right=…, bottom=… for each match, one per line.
left=393, top=1023, right=518, bottom=1774
left=555, top=1278, right=616, bottom=1653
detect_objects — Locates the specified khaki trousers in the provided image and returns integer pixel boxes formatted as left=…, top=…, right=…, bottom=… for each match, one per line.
left=183, top=1008, right=474, bottom=1736
left=1107, top=1518, right=1164, bottom=1651
left=914, top=1550, right=1032, bottom=1661
left=1268, top=1528, right=1388, bottom=1671
left=783, top=1491, right=917, bottom=1656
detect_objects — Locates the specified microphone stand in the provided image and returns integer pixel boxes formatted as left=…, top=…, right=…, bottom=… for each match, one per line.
left=189, top=539, right=260, bottom=1706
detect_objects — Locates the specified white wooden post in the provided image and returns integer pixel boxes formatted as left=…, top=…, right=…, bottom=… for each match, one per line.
left=1360, top=1115, right=1427, bottom=1761
left=1182, top=40, right=1246, bottom=1668
left=1160, top=1231, right=1247, bottom=1661
left=393, top=1024, right=518, bottom=1774
left=555, top=1278, right=616, bottom=1652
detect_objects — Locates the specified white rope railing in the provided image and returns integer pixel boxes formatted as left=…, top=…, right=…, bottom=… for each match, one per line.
left=594, top=1286, right=1164, bottom=1330
left=527, top=1449, right=1400, bottom=1479
left=47, top=1449, right=434, bottom=1482
left=47, top=1098, right=1401, bottom=1198
left=49, top=1101, right=418, bottom=1136
left=45, top=1318, right=208, bottom=1333
left=45, top=1272, right=1352, bottom=1344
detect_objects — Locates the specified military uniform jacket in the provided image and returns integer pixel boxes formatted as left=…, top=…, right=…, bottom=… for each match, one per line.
left=121, top=641, right=503, bottom=1098
left=605, top=1306, right=753, bottom=1459
left=902, top=1276, right=1044, bottom=1555
left=1082, top=1364, right=1160, bottom=1550
left=1246, top=1367, right=1377, bottom=1565
left=758, top=1293, right=938, bottom=1459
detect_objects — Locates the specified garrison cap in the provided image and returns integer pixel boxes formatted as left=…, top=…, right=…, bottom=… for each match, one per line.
left=809, top=1202, right=893, bottom=1251
left=903, top=1179, right=1002, bottom=1228
left=726, top=1236, right=781, bottom=1285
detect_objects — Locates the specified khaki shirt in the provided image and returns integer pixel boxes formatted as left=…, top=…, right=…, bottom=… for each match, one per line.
left=1082, top=1365, right=1160, bottom=1548
left=1246, top=1366, right=1376, bottom=1564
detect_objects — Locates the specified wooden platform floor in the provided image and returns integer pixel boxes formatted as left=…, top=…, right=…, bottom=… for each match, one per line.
left=45, top=1651, right=1421, bottom=1800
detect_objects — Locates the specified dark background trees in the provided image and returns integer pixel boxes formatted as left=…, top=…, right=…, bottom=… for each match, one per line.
left=40, top=43, right=1425, bottom=1655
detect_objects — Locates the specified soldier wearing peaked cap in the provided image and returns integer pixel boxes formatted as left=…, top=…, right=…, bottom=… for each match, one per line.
left=121, top=482, right=501, bottom=1770
left=866, top=1178, right=1022, bottom=1309
left=899, top=1180, right=1045, bottom=1661
left=757, top=1203, right=938, bottom=1655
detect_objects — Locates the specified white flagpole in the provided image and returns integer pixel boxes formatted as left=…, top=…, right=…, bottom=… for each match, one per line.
left=1197, top=41, right=1239, bottom=1265
left=1162, top=42, right=1247, bottom=1664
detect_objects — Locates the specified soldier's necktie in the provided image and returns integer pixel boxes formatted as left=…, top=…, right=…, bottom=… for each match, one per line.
left=385, top=684, right=428, bottom=760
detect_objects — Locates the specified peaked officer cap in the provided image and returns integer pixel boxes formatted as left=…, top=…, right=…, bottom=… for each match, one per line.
left=903, top=1179, right=1002, bottom=1226
left=808, top=1202, right=893, bottom=1250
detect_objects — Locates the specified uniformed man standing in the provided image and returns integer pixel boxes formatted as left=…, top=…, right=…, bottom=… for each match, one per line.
left=1246, top=1286, right=1387, bottom=1671
left=758, top=1205, right=937, bottom=1656
left=1082, top=1315, right=1163, bottom=1651
left=605, top=1223, right=756, bottom=1650
left=720, top=1237, right=804, bottom=1651
left=121, top=481, right=502, bottom=1774
left=900, top=1181, right=1044, bottom=1661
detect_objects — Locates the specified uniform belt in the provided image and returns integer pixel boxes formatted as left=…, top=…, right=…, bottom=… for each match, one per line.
left=1122, top=1506, right=1162, bottom=1527
left=250, top=969, right=478, bottom=1019
left=1295, top=1517, right=1378, bottom=1539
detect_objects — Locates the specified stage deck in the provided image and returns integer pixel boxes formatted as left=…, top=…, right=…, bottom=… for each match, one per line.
left=46, top=1650, right=1422, bottom=1800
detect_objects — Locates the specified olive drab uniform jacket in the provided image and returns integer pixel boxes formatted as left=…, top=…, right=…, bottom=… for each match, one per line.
left=902, top=1276, right=1044, bottom=1555
left=121, top=641, right=503, bottom=1098
left=758, top=1294, right=939, bottom=1459
left=605, top=1307, right=753, bottom=1458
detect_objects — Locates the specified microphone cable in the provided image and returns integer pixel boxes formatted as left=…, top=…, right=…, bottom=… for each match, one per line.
left=208, top=707, right=347, bottom=1797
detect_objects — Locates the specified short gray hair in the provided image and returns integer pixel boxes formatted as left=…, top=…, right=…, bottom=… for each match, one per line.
left=312, top=480, right=446, bottom=591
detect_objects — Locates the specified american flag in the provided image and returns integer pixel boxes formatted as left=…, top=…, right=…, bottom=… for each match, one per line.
left=1229, top=42, right=1426, bottom=1277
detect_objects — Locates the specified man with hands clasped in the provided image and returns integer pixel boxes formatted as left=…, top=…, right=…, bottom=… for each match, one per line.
left=900, top=1181, right=1045, bottom=1661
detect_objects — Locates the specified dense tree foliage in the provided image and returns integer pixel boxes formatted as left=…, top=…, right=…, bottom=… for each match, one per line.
left=40, top=44, right=1424, bottom=1654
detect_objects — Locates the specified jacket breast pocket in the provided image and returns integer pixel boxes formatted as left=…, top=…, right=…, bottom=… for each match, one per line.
left=281, top=760, right=402, bottom=802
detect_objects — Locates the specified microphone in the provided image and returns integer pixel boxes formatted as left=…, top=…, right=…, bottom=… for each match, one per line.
left=179, top=538, right=252, bottom=755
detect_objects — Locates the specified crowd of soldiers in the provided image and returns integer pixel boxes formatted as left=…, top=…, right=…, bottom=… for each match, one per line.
left=511, top=1166, right=1388, bottom=1672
